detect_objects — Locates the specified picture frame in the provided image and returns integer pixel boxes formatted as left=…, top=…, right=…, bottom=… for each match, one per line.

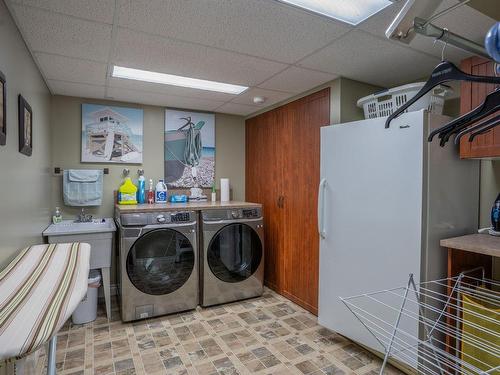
left=165, top=109, right=216, bottom=188
left=18, top=94, right=32, bottom=156
left=0, top=70, right=6, bottom=146
left=81, top=103, right=144, bottom=164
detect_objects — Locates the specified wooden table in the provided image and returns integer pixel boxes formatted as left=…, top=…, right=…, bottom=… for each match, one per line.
left=441, top=234, right=500, bottom=280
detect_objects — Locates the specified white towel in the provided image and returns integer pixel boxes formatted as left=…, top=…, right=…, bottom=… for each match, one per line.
left=63, top=169, right=103, bottom=206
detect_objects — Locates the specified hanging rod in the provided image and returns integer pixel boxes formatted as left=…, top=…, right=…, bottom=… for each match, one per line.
left=413, top=17, right=490, bottom=59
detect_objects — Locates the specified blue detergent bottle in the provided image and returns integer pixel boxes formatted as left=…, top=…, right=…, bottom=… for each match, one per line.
left=137, top=171, right=146, bottom=204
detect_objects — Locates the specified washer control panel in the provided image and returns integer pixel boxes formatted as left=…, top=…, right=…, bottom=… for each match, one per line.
left=171, top=212, right=191, bottom=223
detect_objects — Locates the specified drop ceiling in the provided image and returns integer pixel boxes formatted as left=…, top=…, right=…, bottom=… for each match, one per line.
left=4, top=0, right=497, bottom=116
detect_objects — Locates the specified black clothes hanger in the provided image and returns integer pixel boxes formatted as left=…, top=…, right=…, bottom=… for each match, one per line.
left=454, top=114, right=500, bottom=145
left=385, top=61, right=500, bottom=128
left=468, top=115, right=500, bottom=142
left=434, top=89, right=500, bottom=146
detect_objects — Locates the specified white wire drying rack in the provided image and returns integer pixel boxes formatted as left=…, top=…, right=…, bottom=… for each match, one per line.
left=340, top=268, right=499, bottom=375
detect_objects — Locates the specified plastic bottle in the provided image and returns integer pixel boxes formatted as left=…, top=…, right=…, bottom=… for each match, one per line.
left=491, top=193, right=500, bottom=231
left=52, top=207, right=62, bottom=224
left=137, top=173, right=146, bottom=204
left=211, top=183, right=216, bottom=202
left=155, top=179, right=168, bottom=203
left=118, top=177, right=138, bottom=205
left=147, top=179, right=155, bottom=204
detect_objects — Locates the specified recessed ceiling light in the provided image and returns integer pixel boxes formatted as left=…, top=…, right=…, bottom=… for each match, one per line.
left=277, top=0, right=393, bottom=25
left=112, top=66, right=248, bottom=95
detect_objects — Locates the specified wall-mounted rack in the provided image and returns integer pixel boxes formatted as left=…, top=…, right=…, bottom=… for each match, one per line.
left=54, top=167, right=109, bottom=175
left=387, top=0, right=491, bottom=60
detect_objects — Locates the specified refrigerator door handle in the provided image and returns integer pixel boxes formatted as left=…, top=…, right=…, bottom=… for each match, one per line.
left=318, top=178, right=327, bottom=239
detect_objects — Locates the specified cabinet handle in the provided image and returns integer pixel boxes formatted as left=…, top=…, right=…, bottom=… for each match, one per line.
left=277, top=195, right=284, bottom=208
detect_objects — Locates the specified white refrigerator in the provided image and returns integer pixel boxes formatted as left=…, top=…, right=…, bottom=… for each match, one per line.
left=318, top=110, right=479, bottom=364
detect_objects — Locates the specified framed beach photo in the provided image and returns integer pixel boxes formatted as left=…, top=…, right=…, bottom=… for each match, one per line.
left=165, top=109, right=215, bottom=188
left=81, top=104, right=143, bottom=164
left=18, top=95, right=32, bottom=156
left=0, top=70, right=6, bottom=146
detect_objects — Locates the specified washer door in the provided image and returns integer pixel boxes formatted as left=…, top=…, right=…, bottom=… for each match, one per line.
left=127, top=228, right=194, bottom=295
left=207, top=223, right=262, bottom=283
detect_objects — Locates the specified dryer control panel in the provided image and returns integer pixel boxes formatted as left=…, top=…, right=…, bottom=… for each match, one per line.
left=202, top=207, right=262, bottom=221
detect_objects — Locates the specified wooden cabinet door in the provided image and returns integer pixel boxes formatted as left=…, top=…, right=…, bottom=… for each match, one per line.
left=246, top=88, right=330, bottom=315
left=459, top=57, right=499, bottom=158
left=246, top=110, right=284, bottom=292
left=281, top=88, right=330, bottom=315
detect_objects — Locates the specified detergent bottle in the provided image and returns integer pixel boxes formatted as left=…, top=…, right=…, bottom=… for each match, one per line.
left=118, top=177, right=138, bottom=205
left=155, top=179, right=168, bottom=203
left=137, top=170, right=146, bottom=204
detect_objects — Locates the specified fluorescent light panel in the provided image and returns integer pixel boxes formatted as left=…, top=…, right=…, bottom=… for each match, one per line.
left=112, top=66, right=248, bottom=95
left=278, top=0, right=392, bottom=25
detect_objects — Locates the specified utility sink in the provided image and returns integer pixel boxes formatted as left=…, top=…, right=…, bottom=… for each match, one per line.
left=43, top=218, right=116, bottom=236
left=43, top=218, right=116, bottom=270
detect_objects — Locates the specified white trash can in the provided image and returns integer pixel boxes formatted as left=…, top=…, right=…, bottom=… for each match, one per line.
left=72, top=270, right=101, bottom=324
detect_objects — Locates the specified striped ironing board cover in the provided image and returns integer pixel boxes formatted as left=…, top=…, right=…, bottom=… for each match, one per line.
left=0, top=243, right=90, bottom=360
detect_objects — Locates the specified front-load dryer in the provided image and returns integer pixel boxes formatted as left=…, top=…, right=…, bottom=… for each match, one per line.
left=200, top=206, right=264, bottom=306
left=117, top=210, right=198, bottom=321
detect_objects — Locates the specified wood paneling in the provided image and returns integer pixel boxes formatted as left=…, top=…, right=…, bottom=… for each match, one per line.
left=459, top=57, right=500, bottom=158
left=245, top=88, right=330, bottom=314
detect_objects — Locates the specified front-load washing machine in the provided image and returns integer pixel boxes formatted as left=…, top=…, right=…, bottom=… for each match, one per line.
left=117, top=210, right=198, bottom=321
left=200, top=206, right=264, bottom=306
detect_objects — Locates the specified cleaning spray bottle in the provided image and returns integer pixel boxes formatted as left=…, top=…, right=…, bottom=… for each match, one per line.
left=147, top=179, right=155, bottom=204
left=137, top=170, right=146, bottom=204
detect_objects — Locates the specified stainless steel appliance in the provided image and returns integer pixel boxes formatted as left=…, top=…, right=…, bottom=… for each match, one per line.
left=200, top=207, right=264, bottom=306
left=117, top=210, right=198, bottom=321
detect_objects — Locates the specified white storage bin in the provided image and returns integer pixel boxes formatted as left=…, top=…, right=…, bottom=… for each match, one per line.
left=357, top=82, right=452, bottom=119
left=72, top=270, right=101, bottom=324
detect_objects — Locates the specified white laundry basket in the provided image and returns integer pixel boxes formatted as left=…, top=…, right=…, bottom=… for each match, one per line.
left=357, top=82, right=452, bottom=119
left=72, top=270, right=101, bottom=324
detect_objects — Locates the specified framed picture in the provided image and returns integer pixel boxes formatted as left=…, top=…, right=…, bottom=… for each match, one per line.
left=81, top=103, right=143, bottom=164
left=18, top=95, right=32, bottom=156
left=0, top=70, right=6, bottom=146
left=165, top=109, right=215, bottom=188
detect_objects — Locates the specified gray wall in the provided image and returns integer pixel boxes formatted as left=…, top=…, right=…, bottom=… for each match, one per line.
left=0, top=0, right=52, bottom=269
left=50, top=95, right=246, bottom=219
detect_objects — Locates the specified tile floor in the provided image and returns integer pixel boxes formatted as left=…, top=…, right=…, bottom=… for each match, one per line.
left=48, top=288, right=403, bottom=375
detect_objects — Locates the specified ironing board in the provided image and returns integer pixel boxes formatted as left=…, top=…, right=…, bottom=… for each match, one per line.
left=0, top=243, right=90, bottom=374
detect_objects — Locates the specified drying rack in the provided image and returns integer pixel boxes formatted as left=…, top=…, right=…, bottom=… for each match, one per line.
left=340, top=269, right=499, bottom=375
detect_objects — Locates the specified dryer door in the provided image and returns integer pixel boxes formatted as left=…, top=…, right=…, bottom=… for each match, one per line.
left=207, top=223, right=262, bottom=283
left=127, top=228, right=194, bottom=295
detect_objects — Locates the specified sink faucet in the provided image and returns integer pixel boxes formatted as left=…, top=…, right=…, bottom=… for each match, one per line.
left=75, top=208, right=93, bottom=223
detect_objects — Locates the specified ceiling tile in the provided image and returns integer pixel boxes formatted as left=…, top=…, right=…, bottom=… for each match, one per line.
left=108, top=76, right=236, bottom=102
left=48, top=80, right=105, bottom=98
left=9, top=0, right=115, bottom=24
left=106, top=87, right=226, bottom=111
left=9, top=4, right=112, bottom=61
left=35, top=53, right=107, bottom=85
left=112, top=28, right=287, bottom=86
left=215, top=102, right=260, bottom=116
left=298, top=30, right=440, bottom=87
left=231, top=87, right=292, bottom=108
left=116, top=0, right=351, bottom=63
left=259, top=66, right=338, bottom=93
